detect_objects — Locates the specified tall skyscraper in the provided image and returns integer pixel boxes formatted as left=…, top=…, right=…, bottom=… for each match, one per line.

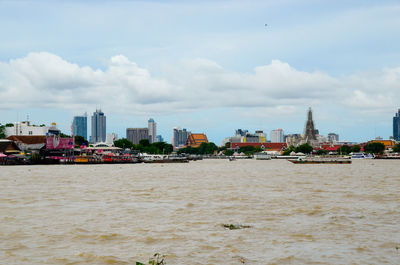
left=72, top=113, right=87, bottom=140
left=148, top=118, right=157, bottom=143
left=172, top=127, right=190, bottom=148
left=126, top=128, right=149, bottom=145
left=91, top=109, right=106, bottom=143
left=394, top=109, right=400, bottom=141
left=270, top=129, right=284, bottom=143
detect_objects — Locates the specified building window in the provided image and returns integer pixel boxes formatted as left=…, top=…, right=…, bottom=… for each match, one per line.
left=29, top=131, right=33, bottom=135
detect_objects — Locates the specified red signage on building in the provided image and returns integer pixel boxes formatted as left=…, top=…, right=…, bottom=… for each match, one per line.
left=46, top=136, right=74, bottom=149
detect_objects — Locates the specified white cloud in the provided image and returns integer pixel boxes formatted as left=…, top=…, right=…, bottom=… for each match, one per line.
left=0, top=52, right=399, bottom=118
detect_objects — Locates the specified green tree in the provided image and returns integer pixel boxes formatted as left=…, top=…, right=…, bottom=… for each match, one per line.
left=5, top=123, right=14, bottom=127
left=224, top=149, right=234, bottom=156
left=351, top=145, right=361, bottom=153
left=393, top=143, right=400, bottom=153
left=316, top=149, right=328, bottom=155
left=295, top=143, right=313, bottom=154
left=114, top=138, right=134, bottom=149
left=283, top=145, right=295, bottom=155
left=60, top=132, right=71, bottom=138
left=204, top=142, right=218, bottom=154
left=74, top=135, right=89, bottom=147
left=337, top=145, right=351, bottom=155
left=0, top=124, right=5, bottom=139
left=139, top=139, right=150, bottom=147
left=364, top=142, right=385, bottom=154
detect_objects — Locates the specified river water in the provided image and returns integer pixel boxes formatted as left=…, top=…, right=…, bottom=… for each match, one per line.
left=1, top=159, right=399, bottom=264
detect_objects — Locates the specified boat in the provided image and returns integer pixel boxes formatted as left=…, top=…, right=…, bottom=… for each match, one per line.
left=141, top=154, right=189, bottom=163
left=288, top=157, right=351, bottom=164
left=351, top=152, right=375, bottom=159
left=253, top=152, right=271, bottom=160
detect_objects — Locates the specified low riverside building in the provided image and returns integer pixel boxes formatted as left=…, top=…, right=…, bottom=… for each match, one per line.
left=185, top=133, right=208, bottom=148
left=6, top=135, right=46, bottom=152
left=0, top=140, right=21, bottom=155
left=368, top=139, right=396, bottom=150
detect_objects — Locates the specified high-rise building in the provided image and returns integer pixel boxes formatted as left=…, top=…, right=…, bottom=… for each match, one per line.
left=72, top=113, right=87, bottom=140
left=91, top=109, right=106, bottom=143
left=148, top=118, right=157, bottom=143
left=127, top=128, right=149, bottom=145
left=393, top=109, right=400, bottom=141
left=172, top=127, right=190, bottom=148
left=270, top=129, right=284, bottom=143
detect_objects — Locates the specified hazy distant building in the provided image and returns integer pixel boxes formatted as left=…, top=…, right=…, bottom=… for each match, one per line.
left=270, top=129, right=284, bottom=143
left=328, top=133, right=339, bottom=143
left=91, top=109, right=106, bottom=143
left=172, top=127, right=190, bottom=148
left=235, top=129, right=248, bottom=137
left=394, top=109, right=400, bottom=141
left=285, top=134, right=302, bottom=147
left=148, top=118, right=157, bottom=143
left=106, top=133, right=118, bottom=145
left=156, top=135, right=164, bottom=143
left=127, top=128, right=149, bottom=145
left=72, top=114, right=87, bottom=140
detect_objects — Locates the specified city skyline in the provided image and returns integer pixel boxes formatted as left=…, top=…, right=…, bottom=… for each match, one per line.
left=0, top=1, right=399, bottom=143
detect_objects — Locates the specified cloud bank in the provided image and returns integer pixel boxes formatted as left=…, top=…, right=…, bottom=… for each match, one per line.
left=0, top=52, right=398, bottom=117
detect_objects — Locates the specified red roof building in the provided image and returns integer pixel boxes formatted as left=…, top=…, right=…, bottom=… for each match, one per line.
left=185, top=133, right=208, bottom=148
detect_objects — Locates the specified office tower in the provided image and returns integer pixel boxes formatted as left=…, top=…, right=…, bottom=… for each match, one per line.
left=172, top=127, right=190, bottom=148
left=394, top=109, right=400, bottom=141
left=270, top=128, right=284, bottom=143
left=91, top=109, right=106, bottom=143
left=126, top=128, right=149, bottom=145
left=148, top=118, right=157, bottom=143
left=72, top=113, right=87, bottom=140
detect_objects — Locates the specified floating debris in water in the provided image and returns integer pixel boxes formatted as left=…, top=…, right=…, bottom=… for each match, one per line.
left=222, top=224, right=252, bottom=230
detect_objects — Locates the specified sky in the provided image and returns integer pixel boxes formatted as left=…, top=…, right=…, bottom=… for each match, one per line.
left=0, top=0, right=399, bottom=144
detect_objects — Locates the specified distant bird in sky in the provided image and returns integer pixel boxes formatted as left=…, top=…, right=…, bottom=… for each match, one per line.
left=265, top=24, right=268, bottom=27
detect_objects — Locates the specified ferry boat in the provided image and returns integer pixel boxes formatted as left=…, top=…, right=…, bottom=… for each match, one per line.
left=253, top=152, right=271, bottom=160
left=351, top=152, right=375, bottom=159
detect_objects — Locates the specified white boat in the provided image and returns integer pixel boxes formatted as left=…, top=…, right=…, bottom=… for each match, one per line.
left=253, top=152, right=271, bottom=160
left=351, top=152, right=375, bottom=159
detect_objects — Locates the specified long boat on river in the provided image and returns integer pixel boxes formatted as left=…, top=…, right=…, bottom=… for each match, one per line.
left=288, top=157, right=352, bottom=164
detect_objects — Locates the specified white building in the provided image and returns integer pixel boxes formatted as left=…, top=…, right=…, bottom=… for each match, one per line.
left=148, top=118, right=157, bottom=143
left=5, top=121, right=60, bottom=137
left=106, top=133, right=118, bottom=145
left=270, top=129, right=284, bottom=143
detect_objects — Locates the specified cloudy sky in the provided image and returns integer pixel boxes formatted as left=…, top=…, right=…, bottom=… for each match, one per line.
left=0, top=0, right=399, bottom=144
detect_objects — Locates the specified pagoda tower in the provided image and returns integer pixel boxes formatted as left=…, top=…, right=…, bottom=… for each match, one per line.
left=303, top=107, right=318, bottom=145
